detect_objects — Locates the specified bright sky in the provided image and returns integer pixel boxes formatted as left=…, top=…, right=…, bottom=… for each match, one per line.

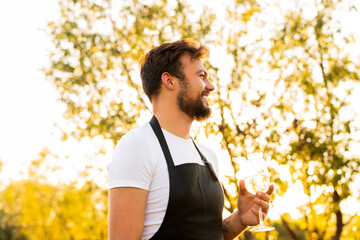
left=0, top=0, right=116, bottom=189
left=0, top=0, right=360, bottom=221
left=0, top=0, right=61, bottom=183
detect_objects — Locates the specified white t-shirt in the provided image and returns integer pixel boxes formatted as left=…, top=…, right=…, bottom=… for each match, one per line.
left=108, top=123, right=220, bottom=240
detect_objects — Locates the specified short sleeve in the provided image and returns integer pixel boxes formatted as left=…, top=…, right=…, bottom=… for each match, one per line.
left=108, top=131, right=155, bottom=190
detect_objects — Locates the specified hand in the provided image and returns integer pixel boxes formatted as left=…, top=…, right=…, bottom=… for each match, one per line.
left=237, top=180, right=274, bottom=227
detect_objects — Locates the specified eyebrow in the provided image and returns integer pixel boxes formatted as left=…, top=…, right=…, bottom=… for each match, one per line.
left=196, top=70, right=208, bottom=76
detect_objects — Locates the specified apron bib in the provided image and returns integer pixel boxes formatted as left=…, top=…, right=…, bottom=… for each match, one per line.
left=149, top=116, right=224, bottom=240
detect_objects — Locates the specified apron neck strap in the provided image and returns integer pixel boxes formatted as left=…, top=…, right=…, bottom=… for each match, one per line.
left=150, top=115, right=175, bottom=167
left=191, top=138, right=219, bottom=181
left=150, top=115, right=219, bottom=180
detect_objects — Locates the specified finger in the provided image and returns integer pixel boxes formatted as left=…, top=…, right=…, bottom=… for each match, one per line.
left=255, top=197, right=270, bottom=213
left=250, top=205, right=267, bottom=220
left=256, top=191, right=269, bottom=202
left=251, top=206, right=259, bottom=218
left=239, top=180, right=249, bottom=195
left=266, top=183, right=275, bottom=195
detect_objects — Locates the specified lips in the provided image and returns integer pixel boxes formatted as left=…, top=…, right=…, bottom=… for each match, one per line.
left=201, top=90, right=210, bottom=97
left=201, top=91, right=210, bottom=105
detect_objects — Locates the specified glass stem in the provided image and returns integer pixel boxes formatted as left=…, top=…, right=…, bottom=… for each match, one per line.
left=258, top=206, right=265, bottom=227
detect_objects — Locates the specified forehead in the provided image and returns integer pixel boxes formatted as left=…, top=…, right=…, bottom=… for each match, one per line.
left=179, top=54, right=207, bottom=73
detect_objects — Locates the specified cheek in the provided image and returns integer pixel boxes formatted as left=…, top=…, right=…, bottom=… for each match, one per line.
left=196, top=79, right=206, bottom=90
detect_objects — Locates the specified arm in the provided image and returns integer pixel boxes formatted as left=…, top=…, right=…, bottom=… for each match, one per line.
left=222, top=180, right=274, bottom=240
left=108, top=187, right=148, bottom=240
left=222, top=211, right=247, bottom=240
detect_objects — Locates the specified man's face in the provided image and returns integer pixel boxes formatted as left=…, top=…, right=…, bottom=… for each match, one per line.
left=176, top=54, right=215, bottom=121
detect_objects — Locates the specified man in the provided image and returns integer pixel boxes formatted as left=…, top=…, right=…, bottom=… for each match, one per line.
left=108, top=39, right=274, bottom=240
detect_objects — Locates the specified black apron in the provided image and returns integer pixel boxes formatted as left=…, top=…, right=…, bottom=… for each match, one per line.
left=149, top=116, right=224, bottom=240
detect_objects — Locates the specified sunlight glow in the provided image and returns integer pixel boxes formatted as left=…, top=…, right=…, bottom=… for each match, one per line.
left=271, top=181, right=309, bottom=219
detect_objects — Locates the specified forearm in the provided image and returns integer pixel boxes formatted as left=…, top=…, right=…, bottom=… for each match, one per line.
left=222, top=211, right=248, bottom=240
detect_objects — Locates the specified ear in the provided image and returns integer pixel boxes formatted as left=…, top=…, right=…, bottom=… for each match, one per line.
left=161, top=72, right=176, bottom=90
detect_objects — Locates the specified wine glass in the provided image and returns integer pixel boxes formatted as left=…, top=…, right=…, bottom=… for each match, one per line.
left=243, top=159, right=275, bottom=232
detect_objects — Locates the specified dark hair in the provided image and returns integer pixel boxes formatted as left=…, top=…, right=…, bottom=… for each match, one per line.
left=139, top=39, right=209, bottom=101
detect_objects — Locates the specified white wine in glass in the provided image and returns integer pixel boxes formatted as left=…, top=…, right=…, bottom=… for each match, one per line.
left=244, top=160, right=275, bottom=232
left=244, top=175, right=270, bottom=194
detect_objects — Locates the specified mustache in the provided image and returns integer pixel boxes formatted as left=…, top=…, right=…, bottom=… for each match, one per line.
left=201, top=90, right=211, bottom=97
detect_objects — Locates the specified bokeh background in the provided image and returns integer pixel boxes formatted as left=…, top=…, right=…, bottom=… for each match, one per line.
left=0, top=0, right=360, bottom=239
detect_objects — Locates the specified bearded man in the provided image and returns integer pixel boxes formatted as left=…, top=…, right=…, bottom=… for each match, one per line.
left=108, top=39, right=274, bottom=240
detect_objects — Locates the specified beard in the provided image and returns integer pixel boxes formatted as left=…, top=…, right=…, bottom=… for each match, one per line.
left=177, top=80, right=212, bottom=121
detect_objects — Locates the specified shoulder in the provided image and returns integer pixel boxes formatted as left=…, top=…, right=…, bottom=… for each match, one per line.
left=114, top=123, right=155, bottom=153
left=108, top=123, right=159, bottom=190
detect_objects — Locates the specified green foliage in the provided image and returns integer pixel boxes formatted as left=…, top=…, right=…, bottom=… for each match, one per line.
left=267, top=0, right=360, bottom=239
left=272, top=217, right=306, bottom=240
left=0, top=209, right=28, bottom=240
left=0, top=154, right=108, bottom=240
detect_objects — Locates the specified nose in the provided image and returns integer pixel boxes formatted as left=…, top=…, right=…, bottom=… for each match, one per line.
left=205, top=78, right=215, bottom=92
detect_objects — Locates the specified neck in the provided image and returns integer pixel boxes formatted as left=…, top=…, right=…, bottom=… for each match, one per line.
left=153, top=106, right=193, bottom=139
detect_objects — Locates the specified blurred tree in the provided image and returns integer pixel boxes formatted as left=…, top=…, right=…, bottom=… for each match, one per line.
left=0, top=150, right=108, bottom=240
left=52, top=180, right=108, bottom=239
left=266, top=0, right=360, bottom=239
left=0, top=210, right=28, bottom=240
